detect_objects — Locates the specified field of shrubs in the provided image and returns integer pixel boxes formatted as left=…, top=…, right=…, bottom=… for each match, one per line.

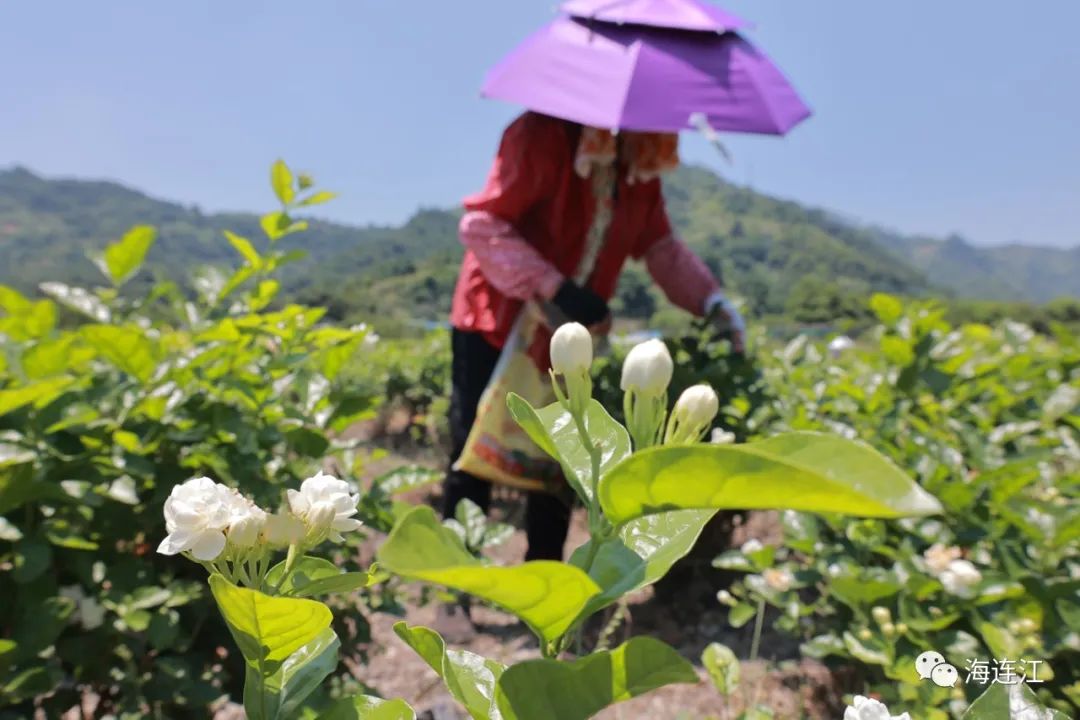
left=0, top=165, right=1076, bottom=720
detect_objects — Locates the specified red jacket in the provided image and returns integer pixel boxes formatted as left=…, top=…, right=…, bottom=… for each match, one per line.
left=450, top=113, right=674, bottom=349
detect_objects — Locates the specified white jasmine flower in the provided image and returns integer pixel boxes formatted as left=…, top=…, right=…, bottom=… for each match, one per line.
left=287, top=472, right=363, bottom=543
left=710, top=428, right=736, bottom=444
left=620, top=339, right=673, bottom=396
left=716, top=590, right=736, bottom=606
left=763, top=568, right=793, bottom=592
left=157, top=477, right=234, bottom=561
left=264, top=512, right=306, bottom=548
left=740, top=539, right=764, bottom=554
left=923, top=544, right=962, bottom=575
left=550, top=322, right=593, bottom=376
left=225, top=499, right=267, bottom=550
left=844, top=695, right=911, bottom=720
left=939, top=559, right=982, bottom=598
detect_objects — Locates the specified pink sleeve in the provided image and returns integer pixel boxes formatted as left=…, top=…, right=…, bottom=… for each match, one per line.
left=459, top=211, right=565, bottom=301
left=644, top=234, right=721, bottom=316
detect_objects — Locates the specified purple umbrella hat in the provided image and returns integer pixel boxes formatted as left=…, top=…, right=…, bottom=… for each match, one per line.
left=561, top=0, right=751, bottom=33
left=481, top=15, right=811, bottom=135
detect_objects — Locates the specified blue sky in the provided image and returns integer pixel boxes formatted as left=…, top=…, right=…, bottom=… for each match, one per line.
left=2, top=1, right=1078, bottom=248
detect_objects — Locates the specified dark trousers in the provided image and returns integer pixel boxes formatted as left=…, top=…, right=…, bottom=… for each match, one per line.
left=443, top=329, right=571, bottom=561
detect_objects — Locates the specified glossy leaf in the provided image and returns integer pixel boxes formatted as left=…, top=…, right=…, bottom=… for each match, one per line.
left=38, top=282, right=111, bottom=322
left=378, top=506, right=600, bottom=644
left=225, top=230, right=263, bottom=269
left=0, top=377, right=74, bottom=417
left=393, top=623, right=505, bottom=720
left=244, top=627, right=340, bottom=720
left=507, top=394, right=631, bottom=504
left=961, top=681, right=1069, bottom=720
left=81, top=324, right=160, bottom=383
left=298, top=190, right=337, bottom=207
left=209, top=574, right=332, bottom=668
left=598, top=431, right=943, bottom=525
left=455, top=498, right=487, bottom=550
left=374, top=465, right=443, bottom=495
left=95, top=225, right=156, bottom=286
left=266, top=556, right=373, bottom=598
left=271, top=160, right=294, bottom=205
left=702, top=642, right=740, bottom=695
left=568, top=509, right=716, bottom=619
left=494, top=636, right=697, bottom=720
left=322, top=695, right=417, bottom=720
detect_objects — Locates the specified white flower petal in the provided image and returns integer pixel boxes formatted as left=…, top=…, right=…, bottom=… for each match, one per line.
left=332, top=517, right=363, bottom=532
left=157, top=529, right=195, bottom=556
left=188, top=529, right=226, bottom=561
left=287, top=488, right=308, bottom=514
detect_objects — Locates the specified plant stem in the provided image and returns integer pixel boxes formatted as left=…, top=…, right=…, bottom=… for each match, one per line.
left=749, top=598, right=766, bottom=662
left=273, top=543, right=300, bottom=593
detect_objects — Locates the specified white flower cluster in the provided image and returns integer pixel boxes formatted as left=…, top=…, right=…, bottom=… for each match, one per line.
left=922, top=543, right=982, bottom=598
left=157, top=472, right=361, bottom=563
left=548, top=322, right=724, bottom=449
left=843, top=695, right=911, bottom=720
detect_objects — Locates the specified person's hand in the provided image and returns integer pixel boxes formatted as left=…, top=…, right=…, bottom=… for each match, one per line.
left=552, top=280, right=611, bottom=328
left=707, top=294, right=746, bottom=354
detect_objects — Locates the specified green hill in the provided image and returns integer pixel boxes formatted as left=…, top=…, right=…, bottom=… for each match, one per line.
left=1, top=165, right=1075, bottom=332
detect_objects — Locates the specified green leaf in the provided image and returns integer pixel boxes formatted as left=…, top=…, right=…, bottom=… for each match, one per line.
left=0, top=285, right=31, bottom=314
left=0, top=441, right=34, bottom=469
left=81, top=324, right=160, bottom=382
left=22, top=335, right=95, bottom=379
left=961, top=681, right=1069, bottom=720
left=12, top=596, right=74, bottom=659
left=1, top=665, right=61, bottom=704
left=977, top=620, right=1023, bottom=660
left=38, top=282, right=111, bottom=322
left=374, top=465, right=443, bottom=495
left=568, top=509, right=716, bottom=619
left=245, top=627, right=340, bottom=720
left=728, top=602, right=757, bottom=628
left=455, top=498, right=487, bottom=550
left=829, top=568, right=903, bottom=605
left=0, top=376, right=74, bottom=417
left=94, top=225, right=156, bottom=286
left=271, top=159, right=295, bottom=205
left=842, top=631, right=890, bottom=666
left=393, top=623, right=505, bottom=720
left=265, top=556, right=372, bottom=598
left=13, top=536, right=51, bottom=584
left=225, top=230, right=263, bottom=269
left=702, top=642, right=740, bottom=696
left=870, top=293, right=903, bottom=324
left=0, top=465, right=68, bottom=514
left=378, top=507, right=600, bottom=645
left=321, top=695, right=416, bottom=720
left=0, top=639, right=16, bottom=677
left=298, top=190, right=337, bottom=207
left=208, top=574, right=332, bottom=669
left=507, top=395, right=631, bottom=505
left=598, top=432, right=942, bottom=525
left=495, top=636, right=697, bottom=720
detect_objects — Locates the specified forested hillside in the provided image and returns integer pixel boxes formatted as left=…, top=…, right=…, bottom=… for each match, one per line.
left=2, top=165, right=1076, bottom=332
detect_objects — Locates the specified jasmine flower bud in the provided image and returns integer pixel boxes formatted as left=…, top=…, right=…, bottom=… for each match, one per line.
left=665, top=384, right=719, bottom=444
